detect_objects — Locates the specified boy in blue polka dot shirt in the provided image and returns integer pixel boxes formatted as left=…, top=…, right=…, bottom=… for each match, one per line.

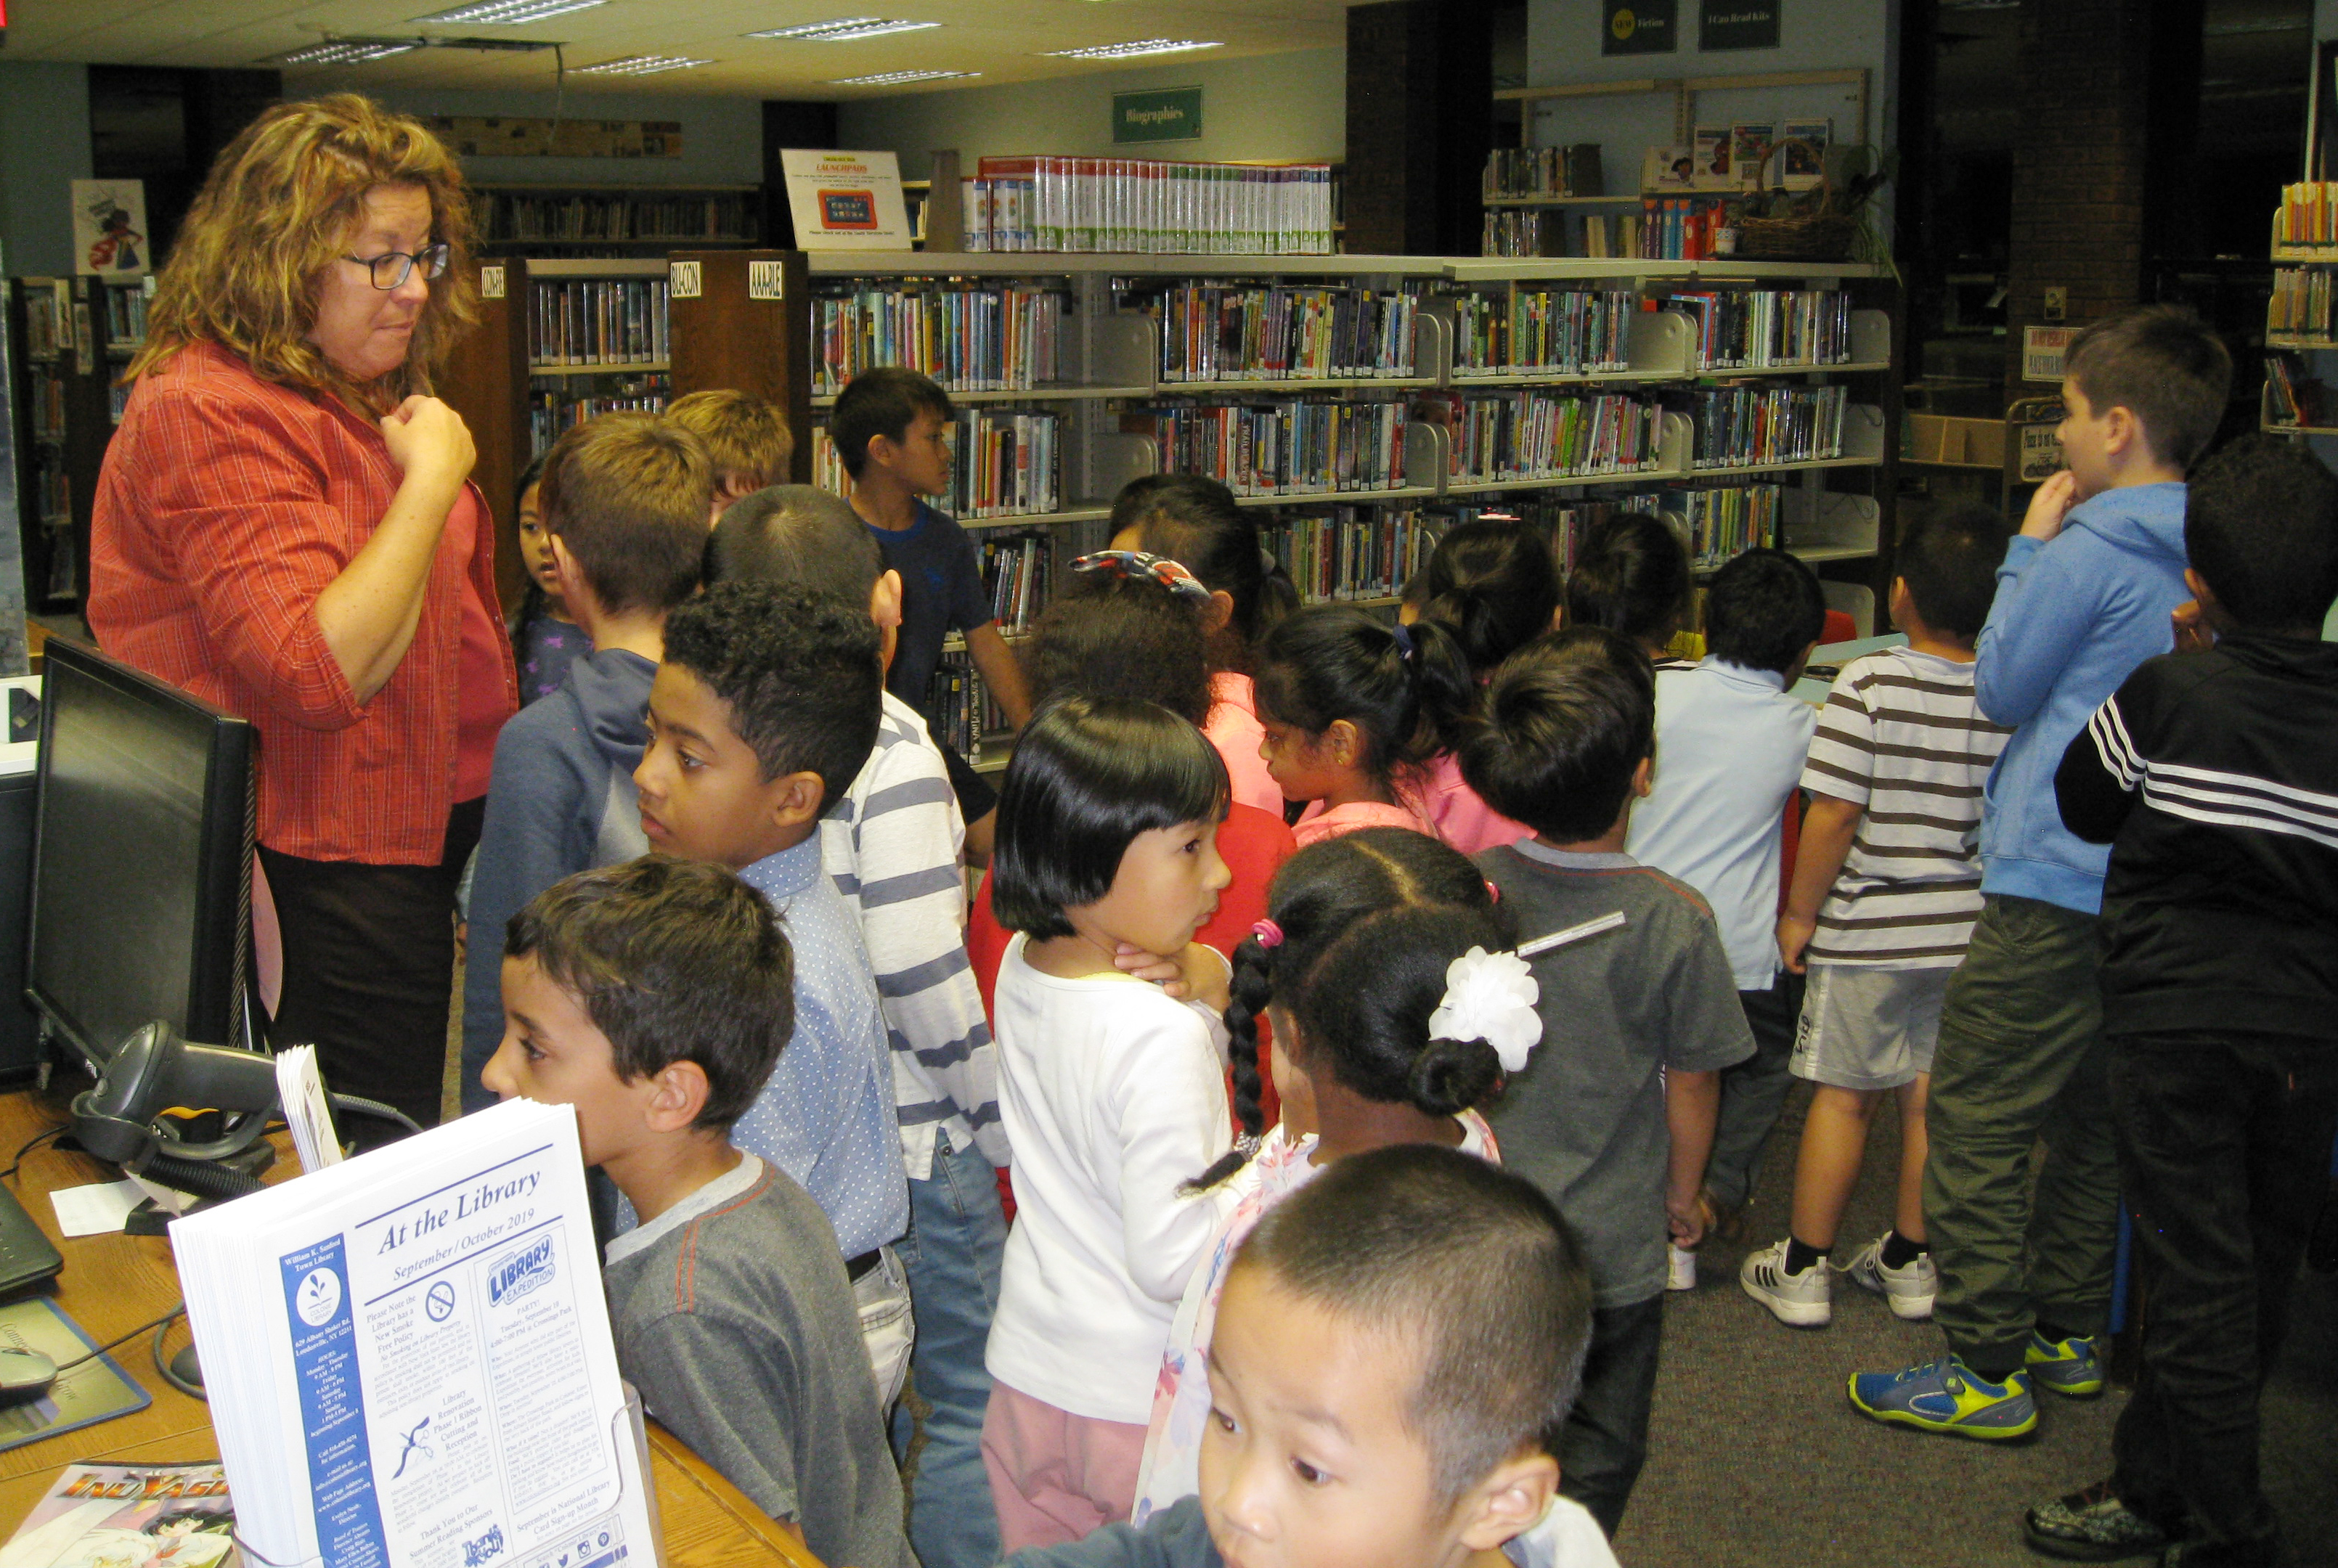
left=632, top=579, right=915, bottom=1400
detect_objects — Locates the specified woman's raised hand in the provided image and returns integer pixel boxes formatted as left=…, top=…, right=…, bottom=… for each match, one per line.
left=379, top=396, right=475, bottom=490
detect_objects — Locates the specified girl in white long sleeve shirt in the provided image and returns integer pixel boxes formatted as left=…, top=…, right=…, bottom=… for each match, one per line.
left=978, top=695, right=1240, bottom=1551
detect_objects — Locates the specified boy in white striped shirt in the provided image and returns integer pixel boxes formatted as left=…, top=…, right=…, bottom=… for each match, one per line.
left=1740, top=506, right=2013, bottom=1328
left=709, top=487, right=1011, bottom=1568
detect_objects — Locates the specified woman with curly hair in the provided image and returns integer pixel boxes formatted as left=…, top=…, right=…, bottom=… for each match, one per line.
left=90, top=94, right=514, bottom=1140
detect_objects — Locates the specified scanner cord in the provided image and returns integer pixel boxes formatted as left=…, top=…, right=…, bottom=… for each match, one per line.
left=327, top=1095, right=422, bottom=1135
left=155, top=1317, right=204, bottom=1401
left=57, top=1305, right=184, bottom=1371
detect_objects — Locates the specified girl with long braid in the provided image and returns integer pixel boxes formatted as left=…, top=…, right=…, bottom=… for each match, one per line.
left=1130, top=828, right=1544, bottom=1524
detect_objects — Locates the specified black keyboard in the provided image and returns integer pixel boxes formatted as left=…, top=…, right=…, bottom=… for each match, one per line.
left=0, top=1180, right=62, bottom=1299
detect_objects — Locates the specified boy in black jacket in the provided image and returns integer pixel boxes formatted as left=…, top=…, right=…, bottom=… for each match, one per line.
left=2024, top=435, right=2338, bottom=1568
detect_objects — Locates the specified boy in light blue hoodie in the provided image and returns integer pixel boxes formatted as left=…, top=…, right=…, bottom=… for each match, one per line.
left=1849, top=306, right=2231, bottom=1442
left=460, top=413, right=714, bottom=1110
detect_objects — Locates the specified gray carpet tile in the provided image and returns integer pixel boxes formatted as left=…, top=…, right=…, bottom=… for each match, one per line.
left=1611, top=1082, right=2338, bottom=1568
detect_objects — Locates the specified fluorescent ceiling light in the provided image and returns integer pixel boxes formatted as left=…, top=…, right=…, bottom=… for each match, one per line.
left=413, top=0, right=605, bottom=23
left=749, top=17, right=939, bottom=40
left=574, top=53, right=713, bottom=73
left=274, top=37, right=425, bottom=63
left=828, top=68, right=978, bottom=84
left=1043, top=38, right=1222, bottom=60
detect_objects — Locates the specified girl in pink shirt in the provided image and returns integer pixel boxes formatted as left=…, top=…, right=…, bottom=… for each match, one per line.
left=1109, top=475, right=1298, bottom=816
left=1252, top=604, right=1471, bottom=846
left=1405, top=516, right=1563, bottom=853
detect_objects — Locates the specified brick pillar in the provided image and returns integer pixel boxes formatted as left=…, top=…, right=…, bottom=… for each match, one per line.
left=1345, top=0, right=1491, bottom=256
left=2003, top=0, right=2154, bottom=396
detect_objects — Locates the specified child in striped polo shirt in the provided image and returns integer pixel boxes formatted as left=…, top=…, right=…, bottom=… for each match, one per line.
left=1739, top=505, right=2013, bottom=1328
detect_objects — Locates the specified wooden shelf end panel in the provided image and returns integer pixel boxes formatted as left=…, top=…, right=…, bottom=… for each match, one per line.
left=669, top=251, right=813, bottom=484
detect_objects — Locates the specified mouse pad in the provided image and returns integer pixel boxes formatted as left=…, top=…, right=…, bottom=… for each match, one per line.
left=0, top=1299, right=151, bottom=1455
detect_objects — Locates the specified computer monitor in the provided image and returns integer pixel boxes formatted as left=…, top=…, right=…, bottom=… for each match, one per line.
left=26, top=638, right=255, bottom=1071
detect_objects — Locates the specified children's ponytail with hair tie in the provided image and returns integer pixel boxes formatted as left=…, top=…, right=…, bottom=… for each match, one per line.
left=1250, top=918, right=1284, bottom=949
left=1390, top=621, right=1417, bottom=662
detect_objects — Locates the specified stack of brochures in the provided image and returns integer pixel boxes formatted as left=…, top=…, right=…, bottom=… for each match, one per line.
left=171, top=1099, right=655, bottom=1568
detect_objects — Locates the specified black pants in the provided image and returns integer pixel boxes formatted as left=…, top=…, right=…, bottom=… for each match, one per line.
left=2108, top=1034, right=2338, bottom=1568
left=1555, top=1293, right=1663, bottom=1539
left=1706, top=974, right=1804, bottom=1212
left=258, top=799, right=485, bottom=1144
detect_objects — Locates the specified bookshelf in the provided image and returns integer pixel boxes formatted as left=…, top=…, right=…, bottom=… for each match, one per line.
left=469, top=185, right=762, bottom=253
left=433, top=255, right=680, bottom=614
left=7, top=277, right=117, bottom=611
left=2265, top=195, right=2338, bottom=441
left=439, top=245, right=1899, bottom=768
left=1484, top=68, right=1872, bottom=263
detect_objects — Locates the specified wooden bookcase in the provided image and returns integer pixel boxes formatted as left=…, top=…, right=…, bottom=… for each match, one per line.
left=438, top=255, right=678, bottom=613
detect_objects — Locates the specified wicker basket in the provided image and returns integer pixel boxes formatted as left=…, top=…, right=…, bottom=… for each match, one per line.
left=1730, top=139, right=1861, bottom=262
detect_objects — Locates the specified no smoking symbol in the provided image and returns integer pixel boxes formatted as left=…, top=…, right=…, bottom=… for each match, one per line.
left=425, top=1281, right=457, bottom=1322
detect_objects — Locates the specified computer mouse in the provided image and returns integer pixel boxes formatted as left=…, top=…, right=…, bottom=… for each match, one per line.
left=0, top=1348, right=58, bottom=1407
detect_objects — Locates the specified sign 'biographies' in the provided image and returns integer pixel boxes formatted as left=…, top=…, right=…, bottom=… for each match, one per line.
left=1113, top=87, right=1205, bottom=144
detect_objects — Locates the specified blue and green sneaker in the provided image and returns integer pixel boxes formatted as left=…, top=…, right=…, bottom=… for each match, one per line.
left=1847, top=1355, right=2037, bottom=1439
left=2027, top=1330, right=2107, bottom=1398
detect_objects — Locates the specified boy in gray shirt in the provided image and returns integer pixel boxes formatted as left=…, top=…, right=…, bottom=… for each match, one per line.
left=481, top=856, right=912, bottom=1568
left=1457, top=627, right=1754, bottom=1538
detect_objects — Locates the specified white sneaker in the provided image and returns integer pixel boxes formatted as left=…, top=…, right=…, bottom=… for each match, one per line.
left=1840, top=1233, right=1937, bottom=1320
left=1738, top=1238, right=1832, bottom=1327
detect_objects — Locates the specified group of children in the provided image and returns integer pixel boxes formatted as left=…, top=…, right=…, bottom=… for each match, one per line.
left=450, top=299, right=2334, bottom=1568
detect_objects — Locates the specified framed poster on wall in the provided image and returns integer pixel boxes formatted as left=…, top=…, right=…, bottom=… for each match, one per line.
left=71, top=180, right=149, bottom=277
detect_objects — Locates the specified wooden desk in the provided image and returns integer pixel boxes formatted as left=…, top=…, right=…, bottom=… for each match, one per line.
left=0, top=1088, right=818, bottom=1568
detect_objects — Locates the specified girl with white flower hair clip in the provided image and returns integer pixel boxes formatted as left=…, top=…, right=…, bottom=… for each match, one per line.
left=1131, top=826, right=1547, bottom=1524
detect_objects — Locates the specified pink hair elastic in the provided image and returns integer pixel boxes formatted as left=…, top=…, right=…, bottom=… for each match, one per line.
left=1251, top=918, right=1285, bottom=950
left=1486, top=880, right=1502, bottom=904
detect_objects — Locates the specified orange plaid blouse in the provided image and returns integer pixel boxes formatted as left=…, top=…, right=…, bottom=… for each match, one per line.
left=90, top=342, right=517, bottom=865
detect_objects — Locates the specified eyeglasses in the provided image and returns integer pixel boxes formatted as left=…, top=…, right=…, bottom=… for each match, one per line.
left=1070, top=550, right=1213, bottom=603
left=343, top=242, right=451, bottom=291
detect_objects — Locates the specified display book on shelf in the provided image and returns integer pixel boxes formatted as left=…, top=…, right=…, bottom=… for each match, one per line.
left=2265, top=190, right=2338, bottom=437
left=752, top=250, right=1896, bottom=769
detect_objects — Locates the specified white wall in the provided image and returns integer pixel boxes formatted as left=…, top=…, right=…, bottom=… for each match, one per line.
left=367, top=86, right=764, bottom=187
left=0, top=62, right=96, bottom=278
left=1523, top=0, right=1891, bottom=173
left=834, top=48, right=1345, bottom=179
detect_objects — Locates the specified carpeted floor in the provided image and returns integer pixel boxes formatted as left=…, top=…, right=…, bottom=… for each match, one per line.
left=1613, top=1085, right=2338, bottom=1568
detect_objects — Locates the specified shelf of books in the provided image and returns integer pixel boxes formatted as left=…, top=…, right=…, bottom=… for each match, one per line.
left=2263, top=192, right=2338, bottom=444
left=470, top=184, right=761, bottom=253
left=425, top=255, right=673, bottom=613
left=433, top=248, right=1894, bottom=767
left=522, top=257, right=675, bottom=454
left=7, top=277, right=117, bottom=609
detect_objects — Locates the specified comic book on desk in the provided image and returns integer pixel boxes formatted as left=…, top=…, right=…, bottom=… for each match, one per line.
left=168, top=1099, right=657, bottom=1568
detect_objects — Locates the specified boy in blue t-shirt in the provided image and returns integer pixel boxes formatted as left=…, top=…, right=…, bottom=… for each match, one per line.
left=833, top=367, right=1032, bottom=764
left=1849, top=304, right=2232, bottom=1442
